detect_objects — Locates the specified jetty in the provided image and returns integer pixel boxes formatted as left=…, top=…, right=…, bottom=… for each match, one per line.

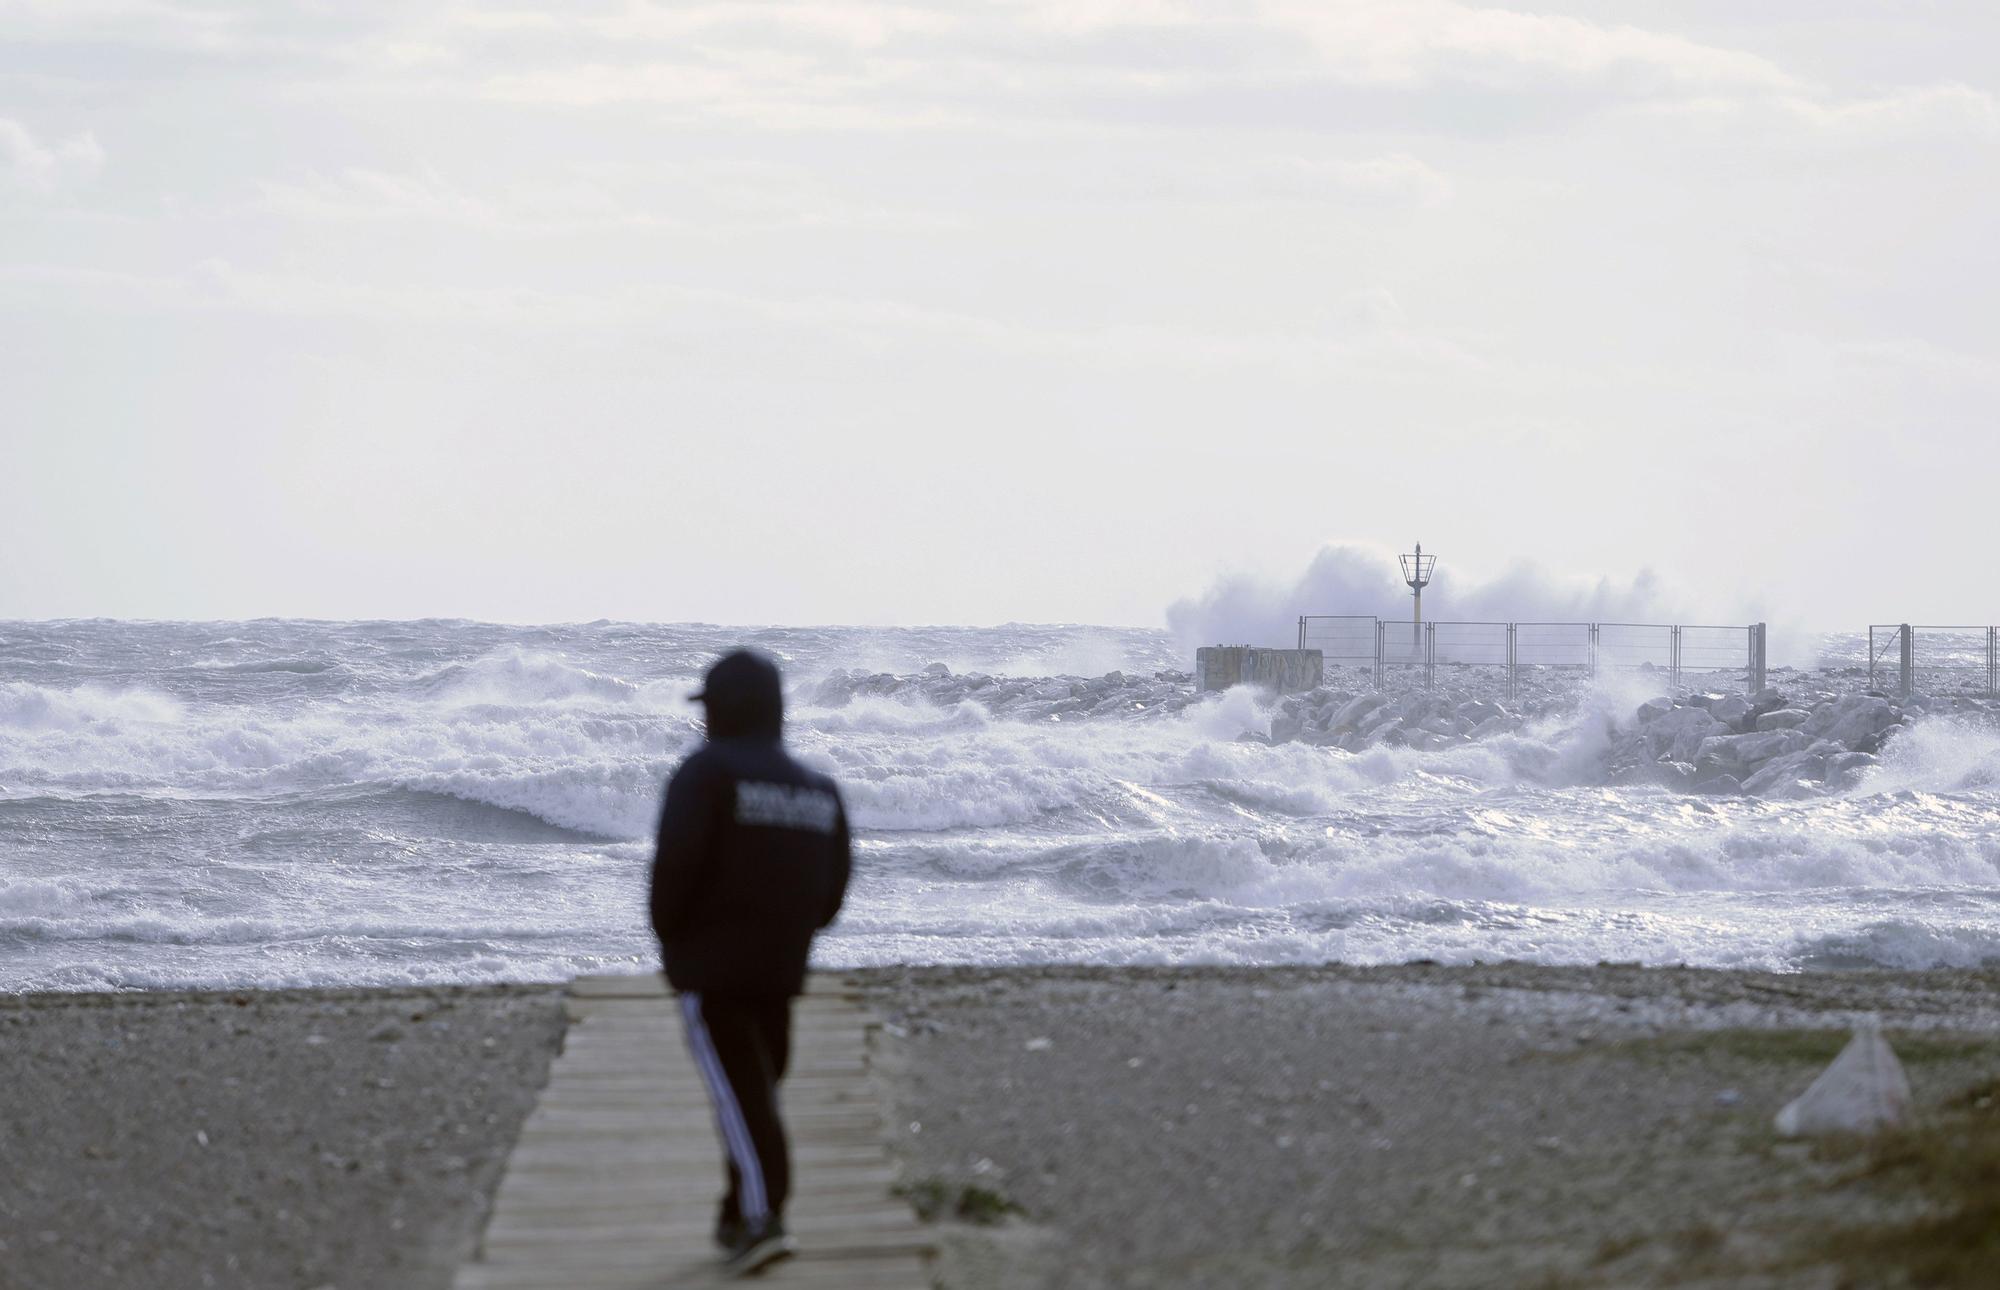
left=454, top=974, right=934, bottom=1288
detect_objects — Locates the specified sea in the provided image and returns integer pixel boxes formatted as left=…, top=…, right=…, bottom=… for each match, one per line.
left=3, top=619, right=1999, bottom=991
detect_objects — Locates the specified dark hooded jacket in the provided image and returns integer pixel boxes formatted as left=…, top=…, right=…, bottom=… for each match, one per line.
left=649, top=651, right=851, bottom=997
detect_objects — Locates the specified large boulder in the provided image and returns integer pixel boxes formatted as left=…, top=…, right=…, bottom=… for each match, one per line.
left=1603, top=731, right=1651, bottom=781
left=1645, top=708, right=1728, bottom=762
left=1695, top=730, right=1809, bottom=778
left=1803, top=695, right=1899, bottom=748
left=1741, top=750, right=1827, bottom=796
left=1328, top=693, right=1388, bottom=734
left=1824, top=751, right=1879, bottom=789
left=1710, top=694, right=1753, bottom=730
left=1754, top=708, right=1811, bottom=731
left=1748, top=688, right=1791, bottom=722
left=1358, top=704, right=1400, bottom=737
left=1651, top=760, right=1698, bottom=790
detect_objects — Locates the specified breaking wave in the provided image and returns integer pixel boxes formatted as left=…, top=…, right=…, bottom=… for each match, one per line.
left=4, top=619, right=1999, bottom=987
left=419, top=649, right=649, bottom=706
left=0, top=682, right=184, bottom=732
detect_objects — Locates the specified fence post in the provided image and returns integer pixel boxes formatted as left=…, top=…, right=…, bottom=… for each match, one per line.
left=1750, top=623, right=1767, bottom=694
left=1990, top=626, right=1996, bottom=699
left=1670, top=625, right=1681, bottom=690
left=1506, top=622, right=1517, bottom=706
left=1297, top=616, right=1305, bottom=651
left=1424, top=622, right=1435, bottom=690
left=1589, top=624, right=1599, bottom=678
left=1868, top=626, right=1878, bottom=691
left=1374, top=619, right=1384, bottom=686
left=1899, top=623, right=1913, bottom=698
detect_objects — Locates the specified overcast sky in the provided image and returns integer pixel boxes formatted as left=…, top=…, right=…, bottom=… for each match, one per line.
left=4, top=2, right=1996, bottom=629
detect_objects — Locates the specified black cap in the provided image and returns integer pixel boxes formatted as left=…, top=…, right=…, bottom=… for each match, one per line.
left=690, top=649, right=784, bottom=739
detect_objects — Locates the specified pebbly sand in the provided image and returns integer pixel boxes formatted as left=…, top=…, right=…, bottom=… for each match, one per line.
left=6, top=966, right=2000, bottom=1289
left=0, top=984, right=566, bottom=1290
left=854, top=964, right=2000, bottom=1289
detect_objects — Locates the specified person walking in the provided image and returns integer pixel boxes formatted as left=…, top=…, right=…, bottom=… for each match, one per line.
left=650, top=649, right=853, bottom=1275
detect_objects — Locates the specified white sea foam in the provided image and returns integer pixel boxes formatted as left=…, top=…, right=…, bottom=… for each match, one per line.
left=2, top=620, right=1997, bottom=989
left=0, top=681, right=184, bottom=732
left=1860, top=718, right=2000, bottom=794
left=424, top=649, right=647, bottom=706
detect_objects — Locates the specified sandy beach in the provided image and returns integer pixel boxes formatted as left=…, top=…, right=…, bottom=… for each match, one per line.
left=855, top=964, right=2000, bottom=1289
left=0, top=984, right=566, bottom=1290
left=6, top=965, right=1999, bottom=1289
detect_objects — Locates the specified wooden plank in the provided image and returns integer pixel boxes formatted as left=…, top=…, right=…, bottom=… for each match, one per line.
left=483, top=1217, right=931, bottom=1253
left=484, top=1173, right=903, bottom=1208
left=565, top=1018, right=869, bottom=1031
left=566, top=972, right=862, bottom=1000
left=522, top=1107, right=868, bottom=1126
left=499, top=1147, right=892, bottom=1173
left=482, top=1174, right=903, bottom=1205
left=534, top=1079, right=876, bottom=1098
left=483, top=1192, right=910, bottom=1227
left=467, top=1241, right=931, bottom=1273
left=565, top=1002, right=871, bottom=1022
left=457, top=974, right=931, bottom=1290
left=458, top=1254, right=930, bottom=1290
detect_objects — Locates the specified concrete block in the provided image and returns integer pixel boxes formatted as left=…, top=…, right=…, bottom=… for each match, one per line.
left=1196, top=646, right=1324, bottom=694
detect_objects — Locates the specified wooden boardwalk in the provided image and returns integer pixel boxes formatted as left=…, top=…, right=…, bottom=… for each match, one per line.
left=455, top=974, right=934, bottom=1289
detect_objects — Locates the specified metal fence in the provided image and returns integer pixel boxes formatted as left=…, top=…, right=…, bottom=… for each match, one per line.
left=1515, top=622, right=1593, bottom=670
left=1297, top=616, right=1768, bottom=698
left=1868, top=624, right=2000, bottom=697
left=1679, top=625, right=1756, bottom=677
left=1297, top=615, right=1379, bottom=671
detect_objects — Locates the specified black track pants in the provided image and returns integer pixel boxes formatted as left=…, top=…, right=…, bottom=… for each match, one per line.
left=678, top=991, right=792, bottom=1224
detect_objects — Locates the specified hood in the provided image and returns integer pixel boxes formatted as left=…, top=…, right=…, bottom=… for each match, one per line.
left=695, top=649, right=784, bottom=740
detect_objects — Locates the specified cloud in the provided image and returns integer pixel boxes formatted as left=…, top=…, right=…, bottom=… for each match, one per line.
left=1779, top=82, right=2000, bottom=140
left=248, top=161, right=957, bottom=235
left=1167, top=543, right=1685, bottom=650
left=1644, top=80, right=2000, bottom=143
left=252, top=167, right=499, bottom=225
left=1247, top=154, right=1455, bottom=207
left=5, top=2, right=1989, bottom=153
left=1265, top=0, right=1799, bottom=96
left=2, top=255, right=1498, bottom=386
left=0, top=118, right=103, bottom=195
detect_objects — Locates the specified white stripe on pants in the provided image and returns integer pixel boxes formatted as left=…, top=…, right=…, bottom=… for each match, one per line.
left=679, top=991, right=769, bottom=1221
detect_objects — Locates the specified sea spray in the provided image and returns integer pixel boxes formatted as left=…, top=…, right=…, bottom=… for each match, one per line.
left=2, top=619, right=1998, bottom=990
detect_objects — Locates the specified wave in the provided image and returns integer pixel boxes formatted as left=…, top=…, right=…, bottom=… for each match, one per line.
left=0, top=877, right=590, bottom=948
left=9, top=619, right=2000, bottom=986
left=1860, top=719, right=2000, bottom=795
left=7, top=662, right=1996, bottom=848
left=389, top=768, right=660, bottom=840
left=0, top=682, right=184, bottom=732
left=868, top=800, right=2000, bottom=910
left=186, top=657, right=337, bottom=675
left=1791, top=920, right=2000, bottom=970
left=802, top=665, right=1195, bottom=725
left=417, top=649, right=648, bottom=707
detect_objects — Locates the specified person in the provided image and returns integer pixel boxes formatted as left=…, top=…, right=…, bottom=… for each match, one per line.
left=650, top=649, right=853, bottom=1276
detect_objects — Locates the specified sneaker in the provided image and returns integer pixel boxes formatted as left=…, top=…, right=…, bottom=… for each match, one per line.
left=713, top=1214, right=745, bottom=1253
left=722, top=1217, right=797, bottom=1277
